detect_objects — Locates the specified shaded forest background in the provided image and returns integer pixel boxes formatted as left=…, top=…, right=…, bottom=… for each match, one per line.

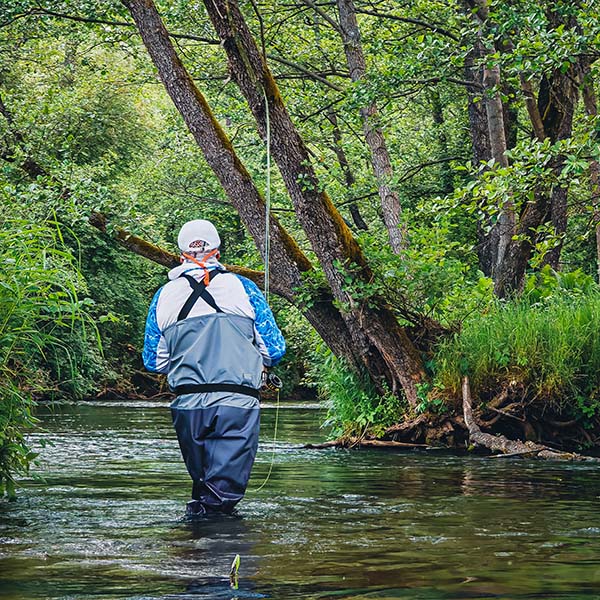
left=2, top=0, right=600, bottom=492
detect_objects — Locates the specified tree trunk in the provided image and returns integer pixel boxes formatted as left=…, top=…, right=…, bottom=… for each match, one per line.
left=467, top=0, right=515, bottom=280
left=464, top=45, right=494, bottom=276
left=462, top=376, right=599, bottom=461
left=88, top=211, right=270, bottom=284
left=495, top=65, right=580, bottom=296
left=483, top=60, right=515, bottom=276
left=538, top=67, right=581, bottom=270
left=462, top=0, right=583, bottom=295
left=200, top=0, right=426, bottom=404
left=582, top=73, right=600, bottom=283
left=326, top=108, right=368, bottom=231
left=335, top=0, right=405, bottom=253
left=121, top=0, right=366, bottom=365
left=520, top=76, right=546, bottom=142
left=487, top=14, right=582, bottom=295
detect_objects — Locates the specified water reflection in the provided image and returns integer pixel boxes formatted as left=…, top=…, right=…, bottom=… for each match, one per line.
left=0, top=401, right=600, bottom=599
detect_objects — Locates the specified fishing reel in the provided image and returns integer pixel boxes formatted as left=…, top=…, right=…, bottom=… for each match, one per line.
left=261, top=371, right=283, bottom=391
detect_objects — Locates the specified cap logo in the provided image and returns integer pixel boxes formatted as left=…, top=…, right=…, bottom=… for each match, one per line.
left=189, top=240, right=209, bottom=251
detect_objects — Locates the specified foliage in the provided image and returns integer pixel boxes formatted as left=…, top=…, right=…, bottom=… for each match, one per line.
left=309, top=348, right=406, bottom=439
left=433, top=274, right=600, bottom=422
left=0, top=0, right=600, bottom=445
left=0, top=216, right=91, bottom=497
left=357, top=211, right=491, bottom=326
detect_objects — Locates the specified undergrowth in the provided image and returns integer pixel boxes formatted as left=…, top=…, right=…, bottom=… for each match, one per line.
left=0, top=217, right=93, bottom=497
left=308, top=347, right=406, bottom=439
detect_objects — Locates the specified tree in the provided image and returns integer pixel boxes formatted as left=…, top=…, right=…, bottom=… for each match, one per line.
left=462, top=0, right=596, bottom=296
left=334, top=0, right=405, bottom=252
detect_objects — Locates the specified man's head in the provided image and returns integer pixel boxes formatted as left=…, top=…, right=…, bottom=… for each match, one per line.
left=178, top=220, right=221, bottom=260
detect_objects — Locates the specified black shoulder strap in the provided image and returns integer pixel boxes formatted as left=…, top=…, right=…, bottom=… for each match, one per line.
left=177, top=270, right=224, bottom=321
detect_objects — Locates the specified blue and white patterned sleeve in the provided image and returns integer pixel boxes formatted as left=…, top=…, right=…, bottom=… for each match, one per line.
left=236, top=276, right=286, bottom=366
left=142, top=287, right=169, bottom=373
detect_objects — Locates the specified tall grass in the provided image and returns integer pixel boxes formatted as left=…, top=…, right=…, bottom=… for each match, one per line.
left=0, top=218, right=90, bottom=498
left=309, top=348, right=406, bottom=438
left=433, top=291, right=600, bottom=416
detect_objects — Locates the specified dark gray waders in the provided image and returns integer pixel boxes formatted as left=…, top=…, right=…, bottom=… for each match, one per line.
left=165, top=272, right=263, bottom=515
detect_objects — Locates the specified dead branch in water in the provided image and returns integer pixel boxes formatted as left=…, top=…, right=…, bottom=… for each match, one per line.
left=305, top=438, right=432, bottom=450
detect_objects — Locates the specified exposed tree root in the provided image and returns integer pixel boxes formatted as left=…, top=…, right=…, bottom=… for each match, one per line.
left=305, top=381, right=600, bottom=459
left=461, top=376, right=600, bottom=462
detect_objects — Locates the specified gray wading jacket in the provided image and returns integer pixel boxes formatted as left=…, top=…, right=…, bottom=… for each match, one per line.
left=143, top=265, right=285, bottom=410
left=164, top=312, right=263, bottom=409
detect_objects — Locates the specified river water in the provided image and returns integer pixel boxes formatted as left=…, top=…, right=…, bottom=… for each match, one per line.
left=1, top=400, right=600, bottom=599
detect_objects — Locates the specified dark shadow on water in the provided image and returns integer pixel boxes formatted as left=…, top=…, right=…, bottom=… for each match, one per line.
left=166, top=511, right=265, bottom=600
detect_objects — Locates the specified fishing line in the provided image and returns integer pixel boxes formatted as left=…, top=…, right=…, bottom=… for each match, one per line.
left=248, top=87, right=280, bottom=494
left=250, top=388, right=280, bottom=493
left=263, top=86, right=271, bottom=304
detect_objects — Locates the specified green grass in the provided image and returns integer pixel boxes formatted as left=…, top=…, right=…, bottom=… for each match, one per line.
left=0, top=217, right=91, bottom=497
left=432, top=291, right=600, bottom=417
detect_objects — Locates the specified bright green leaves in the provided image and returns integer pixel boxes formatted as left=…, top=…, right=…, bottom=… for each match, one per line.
left=310, top=350, right=405, bottom=439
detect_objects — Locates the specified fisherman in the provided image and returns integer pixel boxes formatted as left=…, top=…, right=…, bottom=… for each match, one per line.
left=142, top=219, right=285, bottom=516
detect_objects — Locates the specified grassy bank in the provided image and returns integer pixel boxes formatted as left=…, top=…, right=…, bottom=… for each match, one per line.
left=317, top=271, right=600, bottom=448
left=433, top=290, right=600, bottom=422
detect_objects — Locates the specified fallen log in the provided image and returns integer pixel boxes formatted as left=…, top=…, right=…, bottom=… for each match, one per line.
left=462, top=376, right=600, bottom=462
left=305, top=438, right=432, bottom=450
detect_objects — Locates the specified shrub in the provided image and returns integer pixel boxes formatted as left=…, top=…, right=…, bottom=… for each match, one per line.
left=309, top=347, right=406, bottom=439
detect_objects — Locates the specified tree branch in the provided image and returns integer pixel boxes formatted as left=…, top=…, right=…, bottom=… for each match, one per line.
left=88, top=211, right=266, bottom=286
left=355, top=9, right=459, bottom=42
left=1, top=7, right=221, bottom=44
left=397, top=156, right=462, bottom=184
left=298, top=0, right=342, bottom=33
left=267, top=54, right=345, bottom=90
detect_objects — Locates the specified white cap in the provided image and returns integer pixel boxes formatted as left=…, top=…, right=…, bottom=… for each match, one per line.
left=177, top=219, right=221, bottom=253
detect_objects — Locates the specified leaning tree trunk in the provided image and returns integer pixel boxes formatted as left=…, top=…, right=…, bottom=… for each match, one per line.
left=326, top=108, right=368, bottom=231
left=335, top=0, right=405, bottom=253
left=121, top=0, right=366, bottom=365
left=200, top=0, right=425, bottom=404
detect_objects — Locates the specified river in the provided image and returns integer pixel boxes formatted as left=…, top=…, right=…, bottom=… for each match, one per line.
left=1, top=400, right=599, bottom=599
